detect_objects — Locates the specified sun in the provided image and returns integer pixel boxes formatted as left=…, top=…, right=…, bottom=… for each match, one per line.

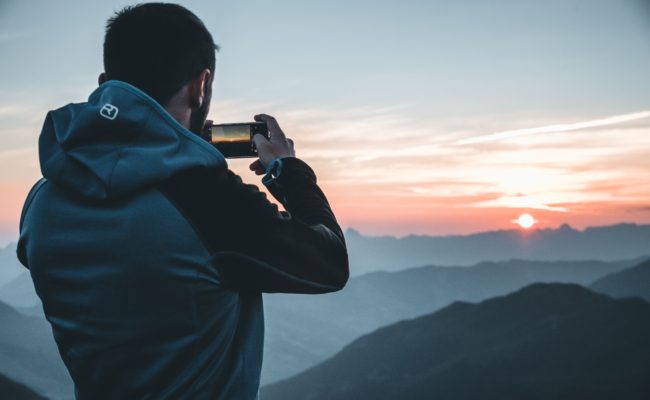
left=517, top=213, right=536, bottom=229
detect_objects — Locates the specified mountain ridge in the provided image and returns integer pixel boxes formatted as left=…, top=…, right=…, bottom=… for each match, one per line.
left=345, top=222, right=650, bottom=275
left=590, top=259, right=650, bottom=302
left=262, top=283, right=650, bottom=400
left=260, top=257, right=639, bottom=383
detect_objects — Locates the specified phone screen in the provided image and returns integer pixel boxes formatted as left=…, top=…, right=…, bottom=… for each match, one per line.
left=210, top=125, right=251, bottom=144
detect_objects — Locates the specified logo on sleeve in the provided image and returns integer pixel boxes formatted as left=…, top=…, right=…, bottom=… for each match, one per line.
left=100, top=103, right=119, bottom=120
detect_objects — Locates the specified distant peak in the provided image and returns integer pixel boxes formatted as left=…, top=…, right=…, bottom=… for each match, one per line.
left=0, top=242, right=18, bottom=251
left=557, top=223, right=575, bottom=231
left=508, top=282, right=603, bottom=304
left=344, top=228, right=362, bottom=237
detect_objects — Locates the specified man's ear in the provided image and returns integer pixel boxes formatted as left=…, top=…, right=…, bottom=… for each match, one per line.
left=98, top=72, right=107, bottom=86
left=189, top=68, right=211, bottom=109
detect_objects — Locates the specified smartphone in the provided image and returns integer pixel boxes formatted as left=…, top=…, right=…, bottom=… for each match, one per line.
left=202, top=122, right=269, bottom=158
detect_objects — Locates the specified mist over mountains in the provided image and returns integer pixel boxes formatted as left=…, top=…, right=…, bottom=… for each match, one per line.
left=262, top=283, right=650, bottom=400
left=261, top=257, right=642, bottom=384
left=345, top=223, right=650, bottom=275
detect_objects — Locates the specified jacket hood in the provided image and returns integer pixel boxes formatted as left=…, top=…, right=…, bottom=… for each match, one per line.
left=39, top=80, right=227, bottom=199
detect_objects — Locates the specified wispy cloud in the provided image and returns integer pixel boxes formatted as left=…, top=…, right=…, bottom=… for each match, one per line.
left=454, top=111, right=650, bottom=145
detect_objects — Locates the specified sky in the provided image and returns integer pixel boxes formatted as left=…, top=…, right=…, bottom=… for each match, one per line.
left=1, top=0, right=650, bottom=244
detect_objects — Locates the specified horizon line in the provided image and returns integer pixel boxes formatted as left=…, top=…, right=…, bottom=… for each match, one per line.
left=1, top=221, right=648, bottom=248
left=343, top=221, right=648, bottom=239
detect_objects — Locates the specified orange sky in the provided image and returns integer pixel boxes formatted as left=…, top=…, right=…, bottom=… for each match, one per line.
left=2, top=101, right=650, bottom=244
left=2, top=98, right=650, bottom=244
left=225, top=104, right=650, bottom=237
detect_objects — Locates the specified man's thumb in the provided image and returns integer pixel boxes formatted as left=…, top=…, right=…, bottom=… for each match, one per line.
left=252, top=133, right=269, bottom=150
left=252, top=133, right=272, bottom=160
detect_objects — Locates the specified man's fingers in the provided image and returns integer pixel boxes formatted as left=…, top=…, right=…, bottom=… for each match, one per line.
left=254, top=114, right=282, bottom=133
left=252, top=114, right=296, bottom=166
left=249, top=159, right=262, bottom=171
left=249, top=159, right=266, bottom=175
left=254, top=113, right=286, bottom=142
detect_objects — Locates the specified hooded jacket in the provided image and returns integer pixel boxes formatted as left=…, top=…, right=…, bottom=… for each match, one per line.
left=16, top=80, right=349, bottom=400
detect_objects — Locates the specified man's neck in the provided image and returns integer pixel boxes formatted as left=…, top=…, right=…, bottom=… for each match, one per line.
left=164, top=86, right=192, bottom=130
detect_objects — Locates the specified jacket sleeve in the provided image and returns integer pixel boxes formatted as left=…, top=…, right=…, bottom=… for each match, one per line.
left=158, top=157, right=349, bottom=294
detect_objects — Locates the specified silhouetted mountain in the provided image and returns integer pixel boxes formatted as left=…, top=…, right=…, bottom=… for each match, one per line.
left=0, top=373, right=47, bottom=400
left=0, top=270, right=40, bottom=308
left=590, top=259, right=650, bottom=302
left=260, top=258, right=637, bottom=384
left=0, top=242, right=23, bottom=286
left=262, top=284, right=650, bottom=400
left=345, top=223, right=650, bottom=275
left=0, top=300, right=73, bottom=400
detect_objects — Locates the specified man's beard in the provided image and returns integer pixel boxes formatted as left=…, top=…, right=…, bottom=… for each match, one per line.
left=189, top=83, right=211, bottom=136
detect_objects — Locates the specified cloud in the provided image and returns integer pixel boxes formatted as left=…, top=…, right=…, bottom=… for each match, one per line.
left=473, top=195, right=569, bottom=212
left=2, top=94, right=649, bottom=236
left=245, top=105, right=650, bottom=222
left=454, top=110, right=650, bottom=145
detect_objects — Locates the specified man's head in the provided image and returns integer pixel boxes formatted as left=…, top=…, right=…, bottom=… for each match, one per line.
left=100, top=3, right=218, bottom=134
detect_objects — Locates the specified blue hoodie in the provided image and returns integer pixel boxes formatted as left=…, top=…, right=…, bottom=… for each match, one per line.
left=17, top=80, right=349, bottom=399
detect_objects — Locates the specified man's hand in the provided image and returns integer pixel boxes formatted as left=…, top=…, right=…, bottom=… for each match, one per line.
left=249, top=114, right=295, bottom=175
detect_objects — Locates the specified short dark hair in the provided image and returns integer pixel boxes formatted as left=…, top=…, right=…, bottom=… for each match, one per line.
left=103, top=3, right=219, bottom=106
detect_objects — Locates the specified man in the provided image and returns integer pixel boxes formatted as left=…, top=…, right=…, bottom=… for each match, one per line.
left=16, top=3, right=348, bottom=399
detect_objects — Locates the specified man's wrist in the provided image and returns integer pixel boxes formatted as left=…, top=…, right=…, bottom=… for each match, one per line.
left=261, top=156, right=315, bottom=187
left=262, top=156, right=289, bottom=185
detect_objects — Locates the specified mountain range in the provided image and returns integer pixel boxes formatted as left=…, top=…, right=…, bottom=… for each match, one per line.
left=2, top=222, right=648, bottom=396
left=262, top=283, right=650, bottom=400
left=260, top=257, right=643, bottom=384
left=4, top=223, right=649, bottom=283
left=345, top=223, right=650, bottom=275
